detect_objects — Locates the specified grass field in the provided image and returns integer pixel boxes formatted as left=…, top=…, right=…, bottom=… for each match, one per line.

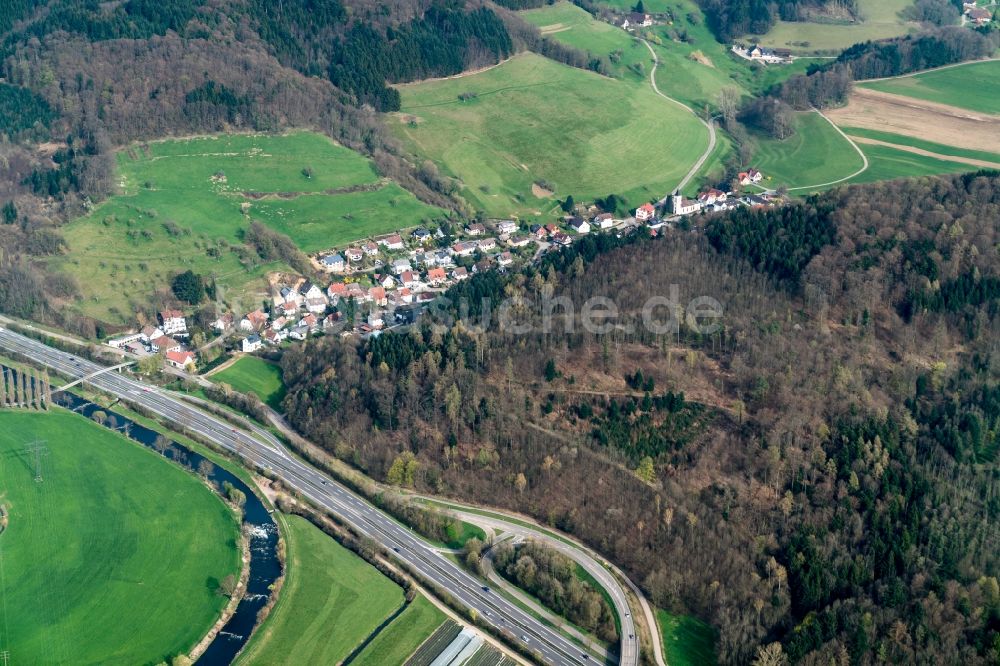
left=56, top=132, right=444, bottom=324
left=394, top=52, right=708, bottom=217
left=750, top=111, right=865, bottom=188
left=846, top=143, right=973, bottom=185
left=236, top=515, right=404, bottom=665
left=351, top=595, right=447, bottom=666
left=860, top=61, right=1000, bottom=115
left=0, top=410, right=240, bottom=665
left=212, top=356, right=286, bottom=410
left=658, top=610, right=718, bottom=666
left=758, top=0, right=918, bottom=53
left=840, top=126, right=1000, bottom=165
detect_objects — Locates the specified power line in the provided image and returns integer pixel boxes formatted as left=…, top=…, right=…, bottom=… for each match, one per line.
left=23, top=440, right=47, bottom=483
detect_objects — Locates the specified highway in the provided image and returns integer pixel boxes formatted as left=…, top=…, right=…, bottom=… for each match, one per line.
left=0, top=327, right=636, bottom=666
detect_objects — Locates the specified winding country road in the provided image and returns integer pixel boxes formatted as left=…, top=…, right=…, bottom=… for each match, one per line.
left=639, top=39, right=717, bottom=196
left=785, top=108, right=869, bottom=192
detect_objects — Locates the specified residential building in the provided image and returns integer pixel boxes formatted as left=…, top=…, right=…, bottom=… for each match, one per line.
left=466, top=223, right=486, bottom=236
left=426, top=267, right=447, bottom=285
left=363, top=241, right=379, bottom=256
left=507, top=235, right=532, bottom=247
left=452, top=241, right=478, bottom=257
left=210, top=313, right=233, bottom=332
left=400, top=270, right=421, bottom=289
left=497, top=251, right=514, bottom=267
left=478, top=237, right=498, bottom=251
left=569, top=217, right=591, bottom=234
left=300, top=282, right=325, bottom=301
left=305, top=296, right=328, bottom=314
left=452, top=266, right=469, bottom=281
left=240, top=309, right=269, bottom=332
left=158, top=309, right=188, bottom=336
left=496, top=220, right=518, bottom=235
left=369, top=286, right=388, bottom=306
left=593, top=212, right=615, bottom=229
left=412, top=228, right=432, bottom=242
left=150, top=336, right=182, bottom=354
left=320, top=254, right=346, bottom=272
left=345, top=247, right=364, bottom=262
left=635, top=203, right=656, bottom=221
left=391, top=258, right=413, bottom=275
left=140, top=325, right=163, bottom=342
left=384, top=234, right=405, bottom=250
left=622, top=12, right=652, bottom=29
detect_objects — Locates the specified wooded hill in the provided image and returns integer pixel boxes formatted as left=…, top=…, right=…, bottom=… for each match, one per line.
left=280, top=172, right=1000, bottom=664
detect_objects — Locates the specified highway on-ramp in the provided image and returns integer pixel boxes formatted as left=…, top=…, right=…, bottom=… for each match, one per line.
left=0, top=327, right=636, bottom=666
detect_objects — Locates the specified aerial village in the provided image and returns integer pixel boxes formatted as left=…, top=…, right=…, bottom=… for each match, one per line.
left=104, top=173, right=778, bottom=370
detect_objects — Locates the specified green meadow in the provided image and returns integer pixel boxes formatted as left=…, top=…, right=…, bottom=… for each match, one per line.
left=658, top=610, right=718, bottom=666
left=351, top=595, right=448, bottom=666
left=860, top=60, right=1000, bottom=115
left=57, top=132, right=444, bottom=324
left=236, top=515, right=405, bottom=666
left=758, top=0, right=918, bottom=53
left=846, top=143, right=973, bottom=185
left=394, top=52, right=708, bottom=217
left=751, top=111, right=865, bottom=189
left=840, top=126, right=1000, bottom=165
left=212, top=356, right=286, bottom=410
left=0, top=410, right=240, bottom=665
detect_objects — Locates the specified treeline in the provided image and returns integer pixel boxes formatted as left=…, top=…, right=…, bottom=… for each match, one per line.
left=329, top=8, right=513, bottom=111
left=772, top=27, right=998, bottom=112
left=492, top=540, right=618, bottom=643
left=697, top=0, right=858, bottom=41
left=243, top=221, right=314, bottom=277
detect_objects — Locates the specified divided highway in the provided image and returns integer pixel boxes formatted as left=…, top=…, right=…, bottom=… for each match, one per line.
left=0, top=327, right=637, bottom=666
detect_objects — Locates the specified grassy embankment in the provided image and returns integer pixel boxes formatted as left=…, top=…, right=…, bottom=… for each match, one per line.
left=212, top=355, right=286, bottom=411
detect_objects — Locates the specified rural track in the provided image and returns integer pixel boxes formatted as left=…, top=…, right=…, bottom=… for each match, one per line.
left=857, top=56, right=1000, bottom=84
left=783, top=108, right=869, bottom=192
left=639, top=39, right=716, bottom=196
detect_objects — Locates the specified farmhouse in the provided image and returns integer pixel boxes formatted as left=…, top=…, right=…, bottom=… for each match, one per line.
left=165, top=350, right=196, bottom=370
left=622, top=12, right=652, bottom=29
left=635, top=203, right=656, bottom=222
left=967, top=7, right=992, bottom=25
left=739, top=169, right=764, bottom=185
left=158, top=310, right=188, bottom=336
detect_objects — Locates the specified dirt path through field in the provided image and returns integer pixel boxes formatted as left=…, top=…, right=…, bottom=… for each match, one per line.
left=849, top=136, right=1000, bottom=169
left=827, top=87, right=1000, bottom=154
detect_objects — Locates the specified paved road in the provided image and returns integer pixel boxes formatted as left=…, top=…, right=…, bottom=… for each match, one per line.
left=0, top=327, right=629, bottom=666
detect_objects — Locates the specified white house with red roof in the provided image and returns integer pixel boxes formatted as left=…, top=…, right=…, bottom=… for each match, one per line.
left=165, top=350, right=196, bottom=370
left=635, top=203, right=656, bottom=221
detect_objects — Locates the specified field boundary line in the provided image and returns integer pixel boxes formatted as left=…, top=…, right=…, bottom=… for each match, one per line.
left=639, top=39, right=716, bottom=195
left=847, top=135, right=1000, bottom=169
left=785, top=109, right=869, bottom=191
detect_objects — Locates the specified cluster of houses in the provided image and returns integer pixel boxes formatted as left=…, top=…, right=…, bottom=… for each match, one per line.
left=660, top=168, right=774, bottom=217
left=105, top=310, right=198, bottom=369
left=732, top=43, right=793, bottom=64
left=963, top=2, right=994, bottom=26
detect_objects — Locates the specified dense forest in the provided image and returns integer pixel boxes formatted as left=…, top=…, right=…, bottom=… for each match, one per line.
left=280, top=172, right=1000, bottom=664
